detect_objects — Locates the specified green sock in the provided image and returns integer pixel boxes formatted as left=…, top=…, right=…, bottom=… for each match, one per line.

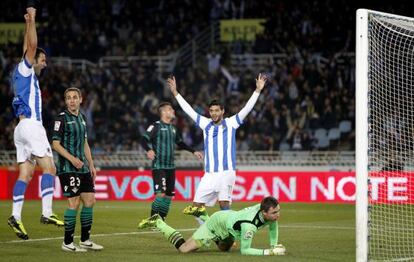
left=151, top=196, right=163, bottom=217
left=156, top=219, right=185, bottom=249
left=80, top=207, right=93, bottom=242
left=200, top=213, right=210, bottom=222
left=159, top=197, right=171, bottom=219
left=64, top=208, right=77, bottom=245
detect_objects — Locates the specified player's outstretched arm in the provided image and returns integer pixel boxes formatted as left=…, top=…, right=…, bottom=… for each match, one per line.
left=167, top=76, right=208, bottom=128
left=24, top=7, right=38, bottom=65
left=268, top=220, right=279, bottom=247
left=239, top=223, right=285, bottom=256
left=236, top=73, right=267, bottom=122
left=267, top=221, right=286, bottom=253
left=23, top=14, right=29, bottom=56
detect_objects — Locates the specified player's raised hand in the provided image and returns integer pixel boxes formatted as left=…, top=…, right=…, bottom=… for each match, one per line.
left=167, top=75, right=178, bottom=96
left=26, top=7, right=36, bottom=21
left=255, top=73, right=267, bottom=91
left=194, top=151, right=203, bottom=161
left=147, top=150, right=156, bottom=160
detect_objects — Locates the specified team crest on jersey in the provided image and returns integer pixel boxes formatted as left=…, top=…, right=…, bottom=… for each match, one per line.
left=243, top=230, right=254, bottom=240
left=54, top=121, right=61, bottom=131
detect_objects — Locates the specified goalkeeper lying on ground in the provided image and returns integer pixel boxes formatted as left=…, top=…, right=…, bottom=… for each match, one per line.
left=138, top=196, right=286, bottom=256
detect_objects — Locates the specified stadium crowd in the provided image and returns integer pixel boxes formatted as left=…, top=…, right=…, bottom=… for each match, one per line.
left=6, top=0, right=405, bottom=153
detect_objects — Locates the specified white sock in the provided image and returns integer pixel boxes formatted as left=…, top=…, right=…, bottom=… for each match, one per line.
left=12, top=200, right=24, bottom=221
left=41, top=192, right=53, bottom=217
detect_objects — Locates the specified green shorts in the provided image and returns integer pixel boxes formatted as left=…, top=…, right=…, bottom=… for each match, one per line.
left=192, top=210, right=235, bottom=248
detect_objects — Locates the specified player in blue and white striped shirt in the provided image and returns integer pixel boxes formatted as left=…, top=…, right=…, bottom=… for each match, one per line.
left=167, top=74, right=267, bottom=217
left=8, top=6, right=63, bottom=241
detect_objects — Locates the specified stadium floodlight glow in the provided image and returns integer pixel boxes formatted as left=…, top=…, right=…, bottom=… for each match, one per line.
left=356, top=9, right=414, bottom=262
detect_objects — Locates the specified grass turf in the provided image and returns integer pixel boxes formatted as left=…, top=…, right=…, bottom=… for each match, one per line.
left=0, top=200, right=355, bottom=261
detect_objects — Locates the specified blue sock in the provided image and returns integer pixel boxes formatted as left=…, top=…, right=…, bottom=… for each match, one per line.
left=12, top=180, right=27, bottom=220
left=40, top=173, right=54, bottom=197
left=13, top=180, right=27, bottom=200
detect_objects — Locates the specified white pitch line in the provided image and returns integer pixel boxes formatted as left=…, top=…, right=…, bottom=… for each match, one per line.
left=0, top=228, right=197, bottom=244
left=0, top=224, right=354, bottom=244
left=282, top=224, right=354, bottom=230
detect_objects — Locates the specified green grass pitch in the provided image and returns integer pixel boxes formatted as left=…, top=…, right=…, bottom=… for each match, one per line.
left=0, top=200, right=355, bottom=261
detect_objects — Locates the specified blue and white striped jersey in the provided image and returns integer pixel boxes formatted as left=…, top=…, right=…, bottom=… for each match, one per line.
left=176, top=92, right=260, bottom=173
left=196, top=113, right=242, bottom=172
left=11, top=58, right=42, bottom=121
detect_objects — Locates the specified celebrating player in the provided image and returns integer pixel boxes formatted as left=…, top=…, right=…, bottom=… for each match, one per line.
left=138, top=196, right=285, bottom=255
left=140, top=102, right=203, bottom=221
left=8, top=5, right=64, bottom=240
left=52, top=87, right=103, bottom=252
left=166, top=74, right=266, bottom=218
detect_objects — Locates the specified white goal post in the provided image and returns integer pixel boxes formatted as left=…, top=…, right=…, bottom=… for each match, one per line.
left=356, top=9, right=414, bottom=262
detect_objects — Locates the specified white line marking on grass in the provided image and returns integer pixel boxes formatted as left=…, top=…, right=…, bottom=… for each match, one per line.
left=0, top=228, right=197, bottom=244
left=281, top=224, right=354, bottom=230
left=0, top=224, right=354, bottom=244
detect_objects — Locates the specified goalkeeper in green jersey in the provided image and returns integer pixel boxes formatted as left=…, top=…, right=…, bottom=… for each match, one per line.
left=138, top=196, right=286, bottom=256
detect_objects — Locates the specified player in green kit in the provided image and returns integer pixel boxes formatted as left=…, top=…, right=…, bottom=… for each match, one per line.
left=138, top=196, right=286, bottom=256
left=140, top=102, right=203, bottom=220
left=52, top=87, right=103, bottom=252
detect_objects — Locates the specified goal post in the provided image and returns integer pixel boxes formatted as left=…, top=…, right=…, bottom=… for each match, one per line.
left=356, top=9, right=369, bottom=262
left=356, top=9, right=414, bottom=262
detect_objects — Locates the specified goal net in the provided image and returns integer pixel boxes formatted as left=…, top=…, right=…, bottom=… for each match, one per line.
left=356, top=9, right=414, bottom=262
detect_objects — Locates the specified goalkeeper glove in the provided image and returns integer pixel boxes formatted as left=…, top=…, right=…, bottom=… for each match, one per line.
left=263, top=244, right=286, bottom=256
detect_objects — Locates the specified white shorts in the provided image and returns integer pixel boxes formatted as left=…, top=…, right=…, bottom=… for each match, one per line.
left=193, top=170, right=236, bottom=207
left=14, top=119, right=53, bottom=163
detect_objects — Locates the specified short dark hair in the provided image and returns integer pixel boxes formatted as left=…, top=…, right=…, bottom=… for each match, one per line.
left=64, top=87, right=82, bottom=99
left=208, top=99, right=224, bottom=110
left=260, top=196, right=279, bottom=212
left=35, top=47, right=47, bottom=61
left=158, top=102, right=172, bottom=114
